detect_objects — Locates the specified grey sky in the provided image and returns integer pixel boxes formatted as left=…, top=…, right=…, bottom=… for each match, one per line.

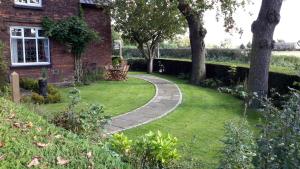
left=203, top=0, right=300, bottom=46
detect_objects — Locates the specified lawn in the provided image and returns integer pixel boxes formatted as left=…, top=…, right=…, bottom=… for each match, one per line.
left=124, top=74, right=259, bottom=168
left=38, top=77, right=155, bottom=119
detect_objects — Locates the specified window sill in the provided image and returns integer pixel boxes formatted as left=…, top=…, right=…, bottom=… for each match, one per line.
left=14, top=4, right=44, bottom=10
left=10, top=63, right=51, bottom=68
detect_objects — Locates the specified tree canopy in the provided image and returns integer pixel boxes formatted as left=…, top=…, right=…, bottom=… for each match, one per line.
left=113, top=0, right=186, bottom=72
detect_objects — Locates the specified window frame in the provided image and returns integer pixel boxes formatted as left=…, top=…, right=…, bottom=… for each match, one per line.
left=10, top=26, right=51, bottom=67
left=14, top=0, right=42, bottom=7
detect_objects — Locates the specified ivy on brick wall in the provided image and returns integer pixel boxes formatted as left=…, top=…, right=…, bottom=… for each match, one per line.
left=42, top=13, right=99, bottom=83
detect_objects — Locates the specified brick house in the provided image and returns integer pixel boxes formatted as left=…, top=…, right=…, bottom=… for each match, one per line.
left=0, top=0, right=112, bottom=83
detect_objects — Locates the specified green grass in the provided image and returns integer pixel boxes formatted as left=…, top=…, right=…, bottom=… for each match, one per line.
left=0, top=98, right=129, bottom=169
left=38, top=77, right=155, bottom=119
left=124, top=74, right=259, bottom=168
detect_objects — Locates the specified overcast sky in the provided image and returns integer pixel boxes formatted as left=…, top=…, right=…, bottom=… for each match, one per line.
left=203, top=0, right=300, bottom=46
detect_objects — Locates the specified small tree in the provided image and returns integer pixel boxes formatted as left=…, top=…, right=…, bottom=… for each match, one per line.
left=42, top=15, right=98, bottom=83
left=112, top=0, right=185, bottom=73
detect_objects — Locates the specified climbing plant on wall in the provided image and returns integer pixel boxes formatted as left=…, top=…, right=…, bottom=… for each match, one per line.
left=42, top=14, right=99, bottom=83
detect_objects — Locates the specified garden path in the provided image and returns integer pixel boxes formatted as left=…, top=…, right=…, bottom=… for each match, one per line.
left=105, top=74, right=182, bottom=134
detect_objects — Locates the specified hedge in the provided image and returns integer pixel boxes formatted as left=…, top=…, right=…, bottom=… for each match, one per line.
left=127, top=58, right=300, bottom=94
left=115, top=48, right=300, bottom=70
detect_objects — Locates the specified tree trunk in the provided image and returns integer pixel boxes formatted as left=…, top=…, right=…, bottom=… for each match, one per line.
left=189, top=18, right=206, bottom=84
left=248, top=0, right=283, bottom=106
left=74, top=54, right=83, bottom=83
left=178, top=2, right=206, bottom=85
left=147, top=57, right=154, bottom=73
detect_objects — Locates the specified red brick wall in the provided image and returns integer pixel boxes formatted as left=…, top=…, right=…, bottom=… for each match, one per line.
left=0, top=1, right=112, bottom=83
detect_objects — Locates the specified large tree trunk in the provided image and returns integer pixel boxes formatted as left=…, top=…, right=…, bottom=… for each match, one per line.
left=248, top=0, right=283, bottom=106
left=178, top=1, right=206, bottom=85
left=189, top=16, right=206, bottom=84
left=147, top=57, right=154, bottom=73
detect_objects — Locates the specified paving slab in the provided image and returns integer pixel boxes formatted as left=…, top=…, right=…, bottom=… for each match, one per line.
left=105, top=74, right=182, bottom=134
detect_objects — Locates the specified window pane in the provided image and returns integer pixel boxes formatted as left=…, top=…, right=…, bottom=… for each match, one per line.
left=16, top=0, right=28, bottom=3
left=38, top=30, right=46, bottom=37
left=24, top=28, right=36, bottom=37
left=11, top=39, right=24, bottom=63
left=38, top=39, right=49, bottom=62
left=11, top=28, right=22, bottom=37
left=30, top=0, right=40, bottom=3
left=25, top=39, right=37, bottom=62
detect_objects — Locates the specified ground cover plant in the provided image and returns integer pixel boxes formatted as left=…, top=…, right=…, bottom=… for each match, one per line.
left=124, top=73, right=259, bottom=168
left=38, top=77, right=156, bottom=120
left=0, top=97, right=129, bottom=169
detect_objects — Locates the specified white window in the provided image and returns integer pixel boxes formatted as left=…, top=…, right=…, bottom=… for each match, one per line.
left=10, top=27, right=50, bottom=66
left=14, top=0, right=42, bottom=7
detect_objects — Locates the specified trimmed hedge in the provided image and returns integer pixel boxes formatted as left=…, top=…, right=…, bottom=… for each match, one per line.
left=153, top=59, right=300, bottom=94
left=114, top=48, right=300, bottom=70
left=128, top=58, right=299, bottom=94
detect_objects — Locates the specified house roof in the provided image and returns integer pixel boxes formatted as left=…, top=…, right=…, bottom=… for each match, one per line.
left=80, top=0, right=112, bottom=6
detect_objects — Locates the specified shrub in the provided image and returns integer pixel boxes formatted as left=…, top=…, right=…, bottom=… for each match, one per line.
left=45, top=93, right=61, bottom=103
left=31, top=92, right=45, bottom=104
left=218, top=120, right=256, bottom=169
left=200, top=78, right=223, bottom=89
left=22, top=81, right=62, bottom=104
left=218, top=85, right=248, bottom=100
left=253, top=91, right=300, bottom=168
left=109, top=131, right=180, bottom=169
left=0, top=41, right=7, bottom=91
left=52, top=88, right=110, bottom=138
left=20, top=78, right=39, bottom=92
left=112, top=56, right=122, bottom=66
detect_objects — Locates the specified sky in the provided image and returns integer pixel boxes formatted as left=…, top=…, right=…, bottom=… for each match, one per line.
left=202, top=0, right=300, bottom=47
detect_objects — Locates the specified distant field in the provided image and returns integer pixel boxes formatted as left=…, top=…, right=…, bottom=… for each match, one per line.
left=272, top=51, right=300, bottom=58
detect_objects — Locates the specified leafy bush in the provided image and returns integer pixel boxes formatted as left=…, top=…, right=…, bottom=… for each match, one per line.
left=219, top=120, right=256, bottom=169
left=253, top=91, right=300, bottom=168
left=20, top=78, right=39, bottom=92
left=200, top=78, right=223, bottom=89
left=109, top=131, right=179, bottom=169
left=0, top=41, right=7, bottom=91
left=52, top=88, right=110, bottom=138
left=21, top=79, right=62, bottom=104
left=218, top=85, right=248, bottom=100
left=45, top=93, right=61, bottom=103
left=31, top=92, right=45, bottom=104
left=112, top=56, right=122, bottom=66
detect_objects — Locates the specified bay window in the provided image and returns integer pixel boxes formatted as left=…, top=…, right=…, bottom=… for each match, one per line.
left=10, top=27, right=50, bottom=66
left=14, top=0, right=42, bottom=7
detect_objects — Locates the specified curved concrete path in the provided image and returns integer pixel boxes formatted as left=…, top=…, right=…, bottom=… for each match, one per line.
left=105, top=74, right=182, bottom=134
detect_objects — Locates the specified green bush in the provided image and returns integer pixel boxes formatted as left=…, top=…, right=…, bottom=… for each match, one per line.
left=253, top=91, right=300, bottom=168
left=200, top=78, right=223, bottom=89
left=20, top=78, right=39, bottom=92
left=52, top=88, right=110, bottom=138
left=31, top=92, right=45, bottom=104
left=45, top=93, right=61, bottom=103
left=218, top=85, right=248, bottom=100
left=22, top=80, right=62, bottom=104
left=0, top=41, right=7, bottom=91
left=109, top=131, right=179, bottom=169
left=112, top=56, right=122, bottom=66
left=219, top=120, right=256, bottom=169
